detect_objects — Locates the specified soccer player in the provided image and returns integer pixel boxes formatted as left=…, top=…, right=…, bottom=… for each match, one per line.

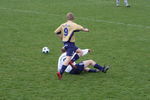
left=116, top=0, right=130, bottom=7
left=54, top=12, right=89, bottom=79
left=58, top=48, right=91, bottom=74
left=58, top=48, right=110, bottom=76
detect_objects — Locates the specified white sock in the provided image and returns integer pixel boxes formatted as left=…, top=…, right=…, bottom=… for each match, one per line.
left=116, top=0, right=120, bottom=5
left=124, top=0, right=129, bottom=6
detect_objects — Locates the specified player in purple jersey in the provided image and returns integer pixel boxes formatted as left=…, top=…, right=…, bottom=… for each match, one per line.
left=54, top=12, right=89, bottom=79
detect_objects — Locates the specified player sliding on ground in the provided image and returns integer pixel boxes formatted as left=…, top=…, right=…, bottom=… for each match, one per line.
left=58, top=48, right=110, bottom=76
left=54, top=12, right=89, bottom=79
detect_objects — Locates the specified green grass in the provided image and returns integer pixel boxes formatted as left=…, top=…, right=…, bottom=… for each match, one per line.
left=0, top=0, right=150, bottom=100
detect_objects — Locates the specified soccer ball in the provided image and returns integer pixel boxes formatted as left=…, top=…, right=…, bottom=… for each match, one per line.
left=42, top=47, right=50, bottom=53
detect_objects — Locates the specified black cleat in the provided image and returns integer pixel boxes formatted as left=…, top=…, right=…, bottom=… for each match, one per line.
left=102, top=65, right=110, bottom=73
left=126, top=5, right=131, bottom=7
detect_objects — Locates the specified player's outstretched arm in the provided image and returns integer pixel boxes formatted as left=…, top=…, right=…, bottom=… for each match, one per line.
left=81, top=28, right=89, bottom=32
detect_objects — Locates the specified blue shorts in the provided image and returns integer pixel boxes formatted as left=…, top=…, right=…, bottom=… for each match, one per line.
left=69, top=62, right=84, bottom=74
left=64, top=42, right=78, bottom=56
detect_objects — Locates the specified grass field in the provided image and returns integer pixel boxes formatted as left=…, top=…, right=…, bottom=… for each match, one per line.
left=0, top=0, right=150, bottom=100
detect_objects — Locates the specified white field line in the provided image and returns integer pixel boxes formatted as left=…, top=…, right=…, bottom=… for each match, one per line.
left=78, top=17, right=150, bottom=29
left=0, top=7, right=150, bottom=29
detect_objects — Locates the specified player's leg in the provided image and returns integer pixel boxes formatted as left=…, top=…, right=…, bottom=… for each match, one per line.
left=57, top=45, right=74, bottom=79
left=70, top=48, right=90, bottom=63
left=82, top=60, right=100, bottom=72
left=83, top=60, right=110, bottom=73
left=57, top=56, right=72, bottom=79
left=76, top=48, right=83, bottom=56
left=61, top=46, right=81, bottom=64
left=69, top=62, right=85, bottom=74
left=70, top=48, right=82, bottom=63
left=124, top=0, right=130, bottom=7
left=84, top=67, right=99, bottom=72
left=116, top=0, right=120, bottom=6
left=60, top=56, right=72, bottom=74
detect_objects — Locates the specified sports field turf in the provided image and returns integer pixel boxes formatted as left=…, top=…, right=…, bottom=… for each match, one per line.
left=0, top=0, right=150, bottom=100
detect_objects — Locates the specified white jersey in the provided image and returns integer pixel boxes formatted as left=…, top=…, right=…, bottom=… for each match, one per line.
left=57, top=49, right=89, bottom=73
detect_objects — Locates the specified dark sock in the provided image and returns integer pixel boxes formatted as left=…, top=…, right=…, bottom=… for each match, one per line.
left=71, top=54, right=79, bottom=62
left=60, top=65, right=67, bottom=75
left=88, top=69, right=97, bottom=72
left=94, top=64, right=104, bottom=71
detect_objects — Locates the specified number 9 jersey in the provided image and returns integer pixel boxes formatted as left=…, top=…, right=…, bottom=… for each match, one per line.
left=54, top=20, right=83, bottom=42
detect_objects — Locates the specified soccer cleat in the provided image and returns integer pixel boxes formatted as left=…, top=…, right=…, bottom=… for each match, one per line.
left=126, top=5, right=131, bottom=7
left=102, top=65, right=110, bottom=73
left=116, top=4, right=120, bottom=7
left=57, top=72, right=62, bottom=80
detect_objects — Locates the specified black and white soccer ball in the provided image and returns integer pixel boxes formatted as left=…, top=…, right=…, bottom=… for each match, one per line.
left=42, top=47, right=50, bottom=53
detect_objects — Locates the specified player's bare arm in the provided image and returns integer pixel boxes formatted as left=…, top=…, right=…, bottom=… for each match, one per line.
left=54, top=25, right=62, bottom=40
left=81, top=27, right=89, bottom=32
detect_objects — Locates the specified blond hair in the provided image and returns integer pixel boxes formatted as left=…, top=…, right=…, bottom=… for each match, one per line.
left=66, top=12, right=74, bottom=20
